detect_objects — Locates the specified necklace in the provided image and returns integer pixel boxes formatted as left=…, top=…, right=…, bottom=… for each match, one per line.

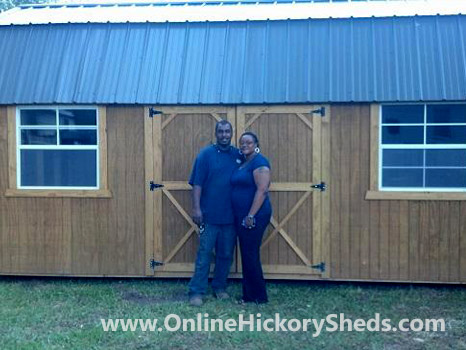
left=213, top=143, right=232, bottom=153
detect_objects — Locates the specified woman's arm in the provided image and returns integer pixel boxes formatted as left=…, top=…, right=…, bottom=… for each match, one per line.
left=243, top=166, right=270, bottom=228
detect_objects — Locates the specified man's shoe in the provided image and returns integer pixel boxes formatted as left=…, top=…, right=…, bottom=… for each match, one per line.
left=215, top=291, right=230, bottom=300
left=189, top=295, right=203, bottom=307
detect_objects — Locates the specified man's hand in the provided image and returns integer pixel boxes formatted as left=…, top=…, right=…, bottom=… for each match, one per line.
left=192, top=208, right=203, bottom=226
left=191, top=185, right=203, bottom=226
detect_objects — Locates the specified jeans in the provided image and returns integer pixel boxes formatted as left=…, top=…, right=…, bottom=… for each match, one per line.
left=188, top=224, right=237, bottom=297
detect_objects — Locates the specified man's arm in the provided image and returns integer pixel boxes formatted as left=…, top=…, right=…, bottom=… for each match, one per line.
left=192, top=185, right=203, bottom=226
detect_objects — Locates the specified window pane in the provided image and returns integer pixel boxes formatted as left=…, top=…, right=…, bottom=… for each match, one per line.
left=426, top=149, right=466, bottom=167
left=20, top=109, right=56, bottom=126
left=427, top=104, right=466, bottom=123
left=20, top=150, right=97, bottom=187
left=382, top=105, right=424, bottom=124
left=59, top=109, right=96, bottom=126
left=21, top=129, right=57, bottom=145
left=426, top=126, right=466, bottom=144
left=426, top=169, right=466, bottom=188
left=383, top=149, right=423, bottom=167
left=382, top=126, right=424, bottom=144
left=60, top=130, right=97, bottom=145
left=382, top=168, right=423, bottom=187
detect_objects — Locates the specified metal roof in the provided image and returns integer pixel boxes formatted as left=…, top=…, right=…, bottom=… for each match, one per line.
left=1, top=0, right=465, bottom=24
left=0, top=15, right=465, bottom=105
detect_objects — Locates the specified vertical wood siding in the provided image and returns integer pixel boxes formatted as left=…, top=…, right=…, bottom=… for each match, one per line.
left=0, top=106, right=145, bottom=276
left=1, top=104, right=465, bottom=282
left=330, top=105, right=466, bottom=282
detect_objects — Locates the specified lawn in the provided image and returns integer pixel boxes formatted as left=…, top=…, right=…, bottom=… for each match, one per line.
left=0, top=277, right=464, bottom=349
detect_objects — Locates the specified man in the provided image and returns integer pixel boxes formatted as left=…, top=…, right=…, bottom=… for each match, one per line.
left=188, top=120, right=241, bottom=307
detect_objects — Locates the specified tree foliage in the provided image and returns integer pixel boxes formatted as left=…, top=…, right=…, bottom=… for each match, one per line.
left=0, top=0, right=56, bottom=12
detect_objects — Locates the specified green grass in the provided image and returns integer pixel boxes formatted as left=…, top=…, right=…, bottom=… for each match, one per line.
left=0, top=277, right=465, bottom=350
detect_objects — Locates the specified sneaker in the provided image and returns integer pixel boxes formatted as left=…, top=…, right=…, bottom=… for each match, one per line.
left=189, top=295, right=203, bottom=307
left=214, top=291, right=230, bottom=300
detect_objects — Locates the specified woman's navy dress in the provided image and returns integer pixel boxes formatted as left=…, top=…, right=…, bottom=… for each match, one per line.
left=231, top=153, right=272, bottom=303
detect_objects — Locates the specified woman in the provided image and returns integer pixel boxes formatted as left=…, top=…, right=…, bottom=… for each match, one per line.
left=231, top=132, right=272, bottom=304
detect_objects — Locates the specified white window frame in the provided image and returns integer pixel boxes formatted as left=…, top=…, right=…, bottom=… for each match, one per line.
left=16, top=106, right=100, bottom=190
left=378, top=103, right=466, bottom=192
left=6, top=105, right=110, bottom=198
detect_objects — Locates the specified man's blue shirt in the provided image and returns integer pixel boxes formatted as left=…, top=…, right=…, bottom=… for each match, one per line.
left=189, top=144, right=241, bottom=225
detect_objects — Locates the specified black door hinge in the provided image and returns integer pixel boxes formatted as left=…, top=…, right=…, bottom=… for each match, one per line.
left=149, top=181, right=164, bottom=191
left=149, top=259, right=164, bottom=269
left=311, top=182, right=327, bottom=192
left=311, top=107, right=325, bottom=117
left=149, top=107, right=162, bottom=118
left=311, top=262, right=326, bottom=272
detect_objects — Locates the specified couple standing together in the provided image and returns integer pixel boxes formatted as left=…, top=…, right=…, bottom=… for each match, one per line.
left=188, top=120, right=272, bottom=306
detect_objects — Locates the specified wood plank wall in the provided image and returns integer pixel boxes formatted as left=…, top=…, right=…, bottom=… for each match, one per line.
left=330, top=105, right=466, bottom=283
left=0, top=106, right=146, bottom=276
left=1, top=104, right=466, bottom=282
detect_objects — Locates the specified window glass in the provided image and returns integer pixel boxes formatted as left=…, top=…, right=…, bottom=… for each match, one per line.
left=18, top=107, right=99, bottom=189
left=60, top=130, right=97, bottom=145
left=380, top=104, right=466, bottom=190
left=427, top=104, right=466, bottom=123
left=59, top=109, right=97, bottom=126
left=382, top=169, right=423, bottom=188
left=425, top=169, right=466, bottom=188
left=382, top=105, right=424, bottom=124
left=382, top=149, right=423, bottom=167
left=426, top=126, right=466, bottom=144
left=21, top=129, right=57, bottom=145
left=20, top=109, right=56, bottom=126
left=20, top=150, right=97, bottom=187
left=382, top=126, right=424, bottom=144
left=426, top=149, right=466, bottom=167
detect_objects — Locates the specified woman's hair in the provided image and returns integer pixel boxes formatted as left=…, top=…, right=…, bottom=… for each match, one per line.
left=240, top=131, right=259, bottom=147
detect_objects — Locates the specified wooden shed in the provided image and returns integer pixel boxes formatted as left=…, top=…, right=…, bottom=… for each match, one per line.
left=0, top=0, right=465, bottom=283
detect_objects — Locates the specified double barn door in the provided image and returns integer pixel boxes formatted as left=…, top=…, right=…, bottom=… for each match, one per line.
left=144, top=106, right=329, bottom=279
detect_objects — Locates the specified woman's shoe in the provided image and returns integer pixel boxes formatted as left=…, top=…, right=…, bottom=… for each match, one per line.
left=236, top=298, right=247, bottom=305
left=236, top=297, right=267, bottom=305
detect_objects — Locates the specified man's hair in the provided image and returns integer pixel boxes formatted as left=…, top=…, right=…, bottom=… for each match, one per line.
left=215, top=119, right=233, bottom=132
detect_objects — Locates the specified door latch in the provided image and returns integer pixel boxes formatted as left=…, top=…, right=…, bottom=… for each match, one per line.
left=311, top=182, right=327, bottom=192
left=149, top=181, right=164, bottom=191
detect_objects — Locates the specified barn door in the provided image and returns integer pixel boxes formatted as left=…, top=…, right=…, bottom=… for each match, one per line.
left=144, top=107, right=236, bottom=275
left=236, top=106, right=330, bottom=277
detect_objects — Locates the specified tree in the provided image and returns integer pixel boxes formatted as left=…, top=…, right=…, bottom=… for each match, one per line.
left=0, top=0, right=56, bottom=12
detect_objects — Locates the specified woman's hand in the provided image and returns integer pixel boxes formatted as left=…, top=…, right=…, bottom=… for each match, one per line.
left=242, top=215, right=256, bottom=229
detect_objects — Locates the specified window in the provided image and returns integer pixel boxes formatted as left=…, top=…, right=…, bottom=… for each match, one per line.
left=367, top=103, right=466, bottom=200
left=6, top=106, right=110, bottom=197
left=380, top=104, right=466, bottom=191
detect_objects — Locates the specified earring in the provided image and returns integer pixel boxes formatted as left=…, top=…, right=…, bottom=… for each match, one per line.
left=254, top=147, right=260, bottom=154
left=238, top=149, right=243, bottom=155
